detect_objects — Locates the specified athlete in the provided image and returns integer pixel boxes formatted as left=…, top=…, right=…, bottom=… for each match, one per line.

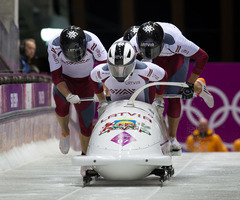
left=115, top=25, right=140, bottom=42
left=129, top=21, right=214, bottom=154
left=90, top=40, right=168, bottom=118
left=48, top=26, right=107, bottom=168
left=123, top=25, right=140, bottom=41
left=104, top=25, right=141, bottom=100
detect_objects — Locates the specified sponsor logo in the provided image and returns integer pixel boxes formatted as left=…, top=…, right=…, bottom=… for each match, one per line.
left=96, top=48, right=102, bottom=58
left=38, top=91, right=45, bottom=104
left=101, top=112, right=153, bottom=123
left=181, top=49, right=189, bottom=55
left=10, top=93, right=18, bottom=108
left=125, top=81, right=140, bottom=85
left=140, top=42, right=154, bottom=47
left=152, top=74, right=160, bottom=80
left=111, top=131, right=136, bottom=146
left=67, top=48, right=82, bottom=52
left=99, top=117, right=151, bottom=135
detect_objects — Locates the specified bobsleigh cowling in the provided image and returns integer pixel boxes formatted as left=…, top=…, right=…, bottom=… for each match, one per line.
left=72, top=100, right=172, bottom=181
left=72, top=82, right=187, bottom=183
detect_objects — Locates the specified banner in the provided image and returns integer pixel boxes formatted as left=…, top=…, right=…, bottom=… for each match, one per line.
left=32, top=83, right=52, bottom=107
left=175, top=63, right=240, bottom=144
left=0, top=83, right=52, bottom=114
left=3, top=84, right=23, bottom=112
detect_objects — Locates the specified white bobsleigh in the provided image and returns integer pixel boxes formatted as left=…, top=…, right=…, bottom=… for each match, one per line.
left=72, top=82, right=188, bottom=184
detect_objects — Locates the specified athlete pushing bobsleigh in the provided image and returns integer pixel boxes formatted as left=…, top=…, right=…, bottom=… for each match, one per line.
left=72, top=41, right=214, bottom=186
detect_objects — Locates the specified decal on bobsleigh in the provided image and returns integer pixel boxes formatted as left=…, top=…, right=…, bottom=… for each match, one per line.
left=100, top=112, right=153, bottom=123
left=99, top=118, right=151, bottom=135
left=111, top=131, right=136, bottom=146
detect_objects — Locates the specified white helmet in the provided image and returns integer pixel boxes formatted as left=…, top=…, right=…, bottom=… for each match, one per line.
left=108, top=41, right=136, bottom=82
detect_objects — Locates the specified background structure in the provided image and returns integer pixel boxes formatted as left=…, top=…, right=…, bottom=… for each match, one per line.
left=16, top=0, right=240, bottom=73
left=0, top=0, right=239, bottom=150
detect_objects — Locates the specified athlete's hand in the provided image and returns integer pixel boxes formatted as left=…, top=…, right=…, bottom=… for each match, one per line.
left=66, top=93, right=81, bottom=104
left=180, top=82, right=194, bottom=99
left=97, top=100, right=108, bottom=117
left=152, top=97, right=165, bottom=116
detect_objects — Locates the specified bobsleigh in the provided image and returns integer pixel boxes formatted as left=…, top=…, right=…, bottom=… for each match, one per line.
left=72, top=82, right=188, bottom=186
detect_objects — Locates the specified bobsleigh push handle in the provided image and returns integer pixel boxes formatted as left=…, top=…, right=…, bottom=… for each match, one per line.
left=127, top=82, right=188, bottom=106
left=79, top=82, right=188, bottom=104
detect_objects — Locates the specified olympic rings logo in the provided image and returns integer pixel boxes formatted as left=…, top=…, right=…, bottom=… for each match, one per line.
left=181, top=86, right=240, bottom=129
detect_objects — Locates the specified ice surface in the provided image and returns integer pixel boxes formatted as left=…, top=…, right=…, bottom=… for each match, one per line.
left=0, top=142, right=240, bottom=200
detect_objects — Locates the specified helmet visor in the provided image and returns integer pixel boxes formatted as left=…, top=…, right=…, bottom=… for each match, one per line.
left=62, top=40, right=86, bottom=62
left=109, top=61, right=136, bottom=82
left=139, top=43, right=162, bottom=59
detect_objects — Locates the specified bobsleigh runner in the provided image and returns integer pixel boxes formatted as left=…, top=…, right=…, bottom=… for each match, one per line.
left=72, top=82, right=188, bottom=186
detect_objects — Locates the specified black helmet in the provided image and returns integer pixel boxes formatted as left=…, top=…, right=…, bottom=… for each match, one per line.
left=123, top=26, right=140, bottom=41
left=108, top=41, right=136, bottom=82
left=60, top=26, right=86, bottom=62
left=137, top=21, right=164, bottom=59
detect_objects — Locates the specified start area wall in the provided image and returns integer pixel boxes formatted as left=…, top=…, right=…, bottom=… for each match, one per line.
left=0, top=83, right=81, bottom=156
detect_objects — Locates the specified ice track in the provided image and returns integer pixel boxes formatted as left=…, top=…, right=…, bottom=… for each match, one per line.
left=0, top=140, right=240, bottom=200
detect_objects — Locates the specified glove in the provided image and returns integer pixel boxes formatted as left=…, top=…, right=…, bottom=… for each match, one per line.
left=152, top=97, right=165, bottom=116
left=93, top=94, right=99, bottom=102
left=66, top=93, right=81, bottom=104
left=180, top=82, right=194, bottom=99
left=97, top=100, right=108, bottom=117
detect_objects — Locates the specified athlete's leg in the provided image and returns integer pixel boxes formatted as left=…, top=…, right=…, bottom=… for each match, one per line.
left=166, top=57, right=190, bottom=138
left=56, top=114, right=70, bottom=135
left=74, top=101, right=95, bottom=154
left=79, top=134, right=90, bottom=155
left=53, top=86, right=71, bottom=154
left=168, top=116, right=179, bottom=138
left=75, top=101, right=95, bottom=176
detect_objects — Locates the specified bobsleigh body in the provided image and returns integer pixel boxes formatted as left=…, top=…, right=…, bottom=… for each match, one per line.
left=72, top=100, right=172, bottom=181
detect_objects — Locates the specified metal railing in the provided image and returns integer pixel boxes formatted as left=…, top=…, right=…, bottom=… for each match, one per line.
left=0, top=73, right=52, bottom=85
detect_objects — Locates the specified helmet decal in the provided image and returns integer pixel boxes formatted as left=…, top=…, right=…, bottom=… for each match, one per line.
left=108, top=43, right=117, bottom=64
left=66, top=30, right=78, bottom=39
left=142, top=24, right=155, bottom=33
left=123, top=48, right=133, bottom=65
left=131, top=26, right=139, bottom=34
